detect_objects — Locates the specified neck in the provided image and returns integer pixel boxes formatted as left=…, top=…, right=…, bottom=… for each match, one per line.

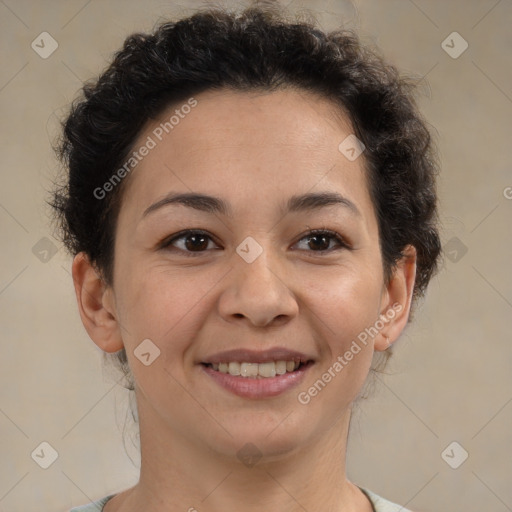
left=113, top=395, right=368, bottom=512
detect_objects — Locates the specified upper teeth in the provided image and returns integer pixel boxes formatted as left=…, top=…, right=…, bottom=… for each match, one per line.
left=211, top=361, right=300, bottom=378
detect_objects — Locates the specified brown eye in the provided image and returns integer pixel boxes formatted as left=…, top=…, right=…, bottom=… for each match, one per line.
left=294, top=229, right=348, bottom=253
left=161, top=230, right=219, bottom=255
left=306, top=234, right=331, bottom=251
left=183, top=233, right=209, bottom=251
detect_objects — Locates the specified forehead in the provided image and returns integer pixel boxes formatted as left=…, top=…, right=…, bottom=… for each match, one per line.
left=119, top=88, right=373, bottom=222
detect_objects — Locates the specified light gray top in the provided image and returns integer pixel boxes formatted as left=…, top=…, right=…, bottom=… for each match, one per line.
left=69, top=488, right=413, bottom=511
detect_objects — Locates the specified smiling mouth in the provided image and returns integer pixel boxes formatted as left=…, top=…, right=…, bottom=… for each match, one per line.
left=201, top=360, right=313, bottom=378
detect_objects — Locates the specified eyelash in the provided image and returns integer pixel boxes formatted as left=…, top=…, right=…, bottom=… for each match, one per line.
left=159, top=228, right=350, bottom=257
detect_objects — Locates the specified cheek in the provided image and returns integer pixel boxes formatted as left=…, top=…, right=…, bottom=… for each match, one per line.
left=299, top=277, right=379, bottom=408
left=299, top=265, right=382, bottom=397
left=113, top=267, right=216, bottom=399
left=116, top=264, right=220, bottom=353
left=301, top=264, right=382, bottom=336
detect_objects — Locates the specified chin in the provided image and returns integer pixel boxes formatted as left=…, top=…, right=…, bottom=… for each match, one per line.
left=206, top=417, right=313, bottom=462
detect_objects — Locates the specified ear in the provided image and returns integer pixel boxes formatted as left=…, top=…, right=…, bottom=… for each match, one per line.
left=374, top=244, right=417, bottom=351
left=71, top=252, right=124, bottom=353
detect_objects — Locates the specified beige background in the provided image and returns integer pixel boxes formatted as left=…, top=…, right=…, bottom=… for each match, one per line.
left=1, top=0, right=511, bottom=511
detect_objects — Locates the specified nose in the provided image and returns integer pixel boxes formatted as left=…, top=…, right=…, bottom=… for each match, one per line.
left=218, top=244, right=299, bottom=328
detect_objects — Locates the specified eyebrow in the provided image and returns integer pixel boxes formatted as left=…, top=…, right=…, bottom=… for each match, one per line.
left=141, top=191, right=361, bottom=219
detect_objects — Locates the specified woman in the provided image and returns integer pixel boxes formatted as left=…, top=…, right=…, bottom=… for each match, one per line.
left=51, top=2, right=441, bottom=510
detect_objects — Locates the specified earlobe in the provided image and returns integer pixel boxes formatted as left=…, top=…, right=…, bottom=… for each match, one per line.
left=374, top=245, right=417, bottom=352
left=71, top=252, right=124, bottom=353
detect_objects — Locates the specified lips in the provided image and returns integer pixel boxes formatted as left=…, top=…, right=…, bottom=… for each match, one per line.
left=199, top=347, right=315, bottom=398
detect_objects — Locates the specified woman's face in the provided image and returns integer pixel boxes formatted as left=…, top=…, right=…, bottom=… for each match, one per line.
left=86, top=88, right=413, bottom=458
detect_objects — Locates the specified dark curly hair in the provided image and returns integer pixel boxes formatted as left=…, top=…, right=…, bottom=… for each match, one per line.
left=49, top=1, right=442, bottom=395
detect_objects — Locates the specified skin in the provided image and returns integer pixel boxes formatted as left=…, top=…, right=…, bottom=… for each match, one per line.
left=72, top=88, right=416, bottom=512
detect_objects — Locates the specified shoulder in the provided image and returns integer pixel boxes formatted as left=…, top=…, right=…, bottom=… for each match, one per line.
left=360, top=487, right=415, bottom=512
left=69, top=494, right=116, bottom=512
